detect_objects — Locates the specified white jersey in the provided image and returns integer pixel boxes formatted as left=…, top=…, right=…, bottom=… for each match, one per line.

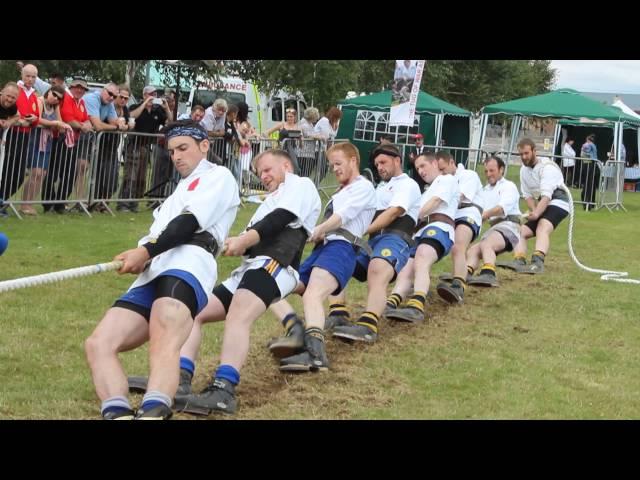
left=454, top=164, right=483, bottom=226
left=325, top=176, right=377, bottom=243
left=415, top=173, right=458, bottom=241
left=520, top=157, right=570, bottom=213
left=480, top=176, right=521, bottom=223
left=131, top=160, right=240, bottom=294
left=248, top=172, right=321, bottom=237
left=375, top=173, right=421, bottom=223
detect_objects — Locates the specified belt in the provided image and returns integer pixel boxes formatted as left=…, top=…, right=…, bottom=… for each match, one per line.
left=489, top=215, right=521, bottom=227
left=186, top=231, right=220, bottom=257
left=328, top=227, right=373, bottom=256
left=536, top=187, right=569, bottom=203
left=458, top=202, right=484, bottom=215
left=423, top=213, right=455, bottom=228
left=374, top=228, right=416, bottom=248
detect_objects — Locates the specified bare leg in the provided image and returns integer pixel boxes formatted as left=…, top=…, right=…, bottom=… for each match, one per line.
left=412, top=244, right=439, bottom=293
left=533, top=219, right=555, bottom=254
left=179, top=293, right=227, bottom=363
left=302, top=268, right=339, bottom=330
left=513, top=225, right=534, bottom=258
left=365, top=258, right=395, bottom=316
left=452, top=225, right=473, bottom=278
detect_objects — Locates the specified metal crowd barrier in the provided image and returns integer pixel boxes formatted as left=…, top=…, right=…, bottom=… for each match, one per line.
left=599, top=160, right=626, bottom=211
left=1, top=126, right=96, bottom=219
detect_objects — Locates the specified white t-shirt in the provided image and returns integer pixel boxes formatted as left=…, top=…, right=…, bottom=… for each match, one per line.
left=375, top=173, right=421, bottom=223
left=520, top=157, right=570, bottom=213
left=325, top=176, right=377, bottom=243
left=415, top=173, right=458, bottom=241
left=313, top=117, right=337, bottom=140
left=131, top=160, right=240, bottom=294
left=562, top=143, right=576, bottom=168
left=454, top=164, right=483, bottom=226
left=248, top=172, right=321, bottom=237
left=481, top=176, right=522, bottom=222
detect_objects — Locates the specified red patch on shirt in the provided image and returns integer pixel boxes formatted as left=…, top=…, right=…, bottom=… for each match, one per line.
left=188, top=178, right=200, bottom=191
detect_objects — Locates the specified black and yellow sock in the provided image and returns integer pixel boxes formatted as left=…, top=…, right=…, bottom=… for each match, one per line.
left=306, top=327, right=325, bottom=343
left=281, top=313, right=300, bottom=333
left=452, top=276, right=467, bottom=291
left=329, top=303, right=350, bottom=320
left=479, top=263, right=496, bottom=276
left=467, top=265, right=475, bottom=276
left=355, top=311, right=379, bottom=334
left=406, top=291, right=427, bottom=313
left=514, top=253, right=526, bottom=261
left=386, top=293, right=402, bottom=309
left=532, top=250, right=546, bottom=263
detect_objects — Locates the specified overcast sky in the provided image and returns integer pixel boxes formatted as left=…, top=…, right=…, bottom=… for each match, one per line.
left=551, top=60, right=640, bottom=94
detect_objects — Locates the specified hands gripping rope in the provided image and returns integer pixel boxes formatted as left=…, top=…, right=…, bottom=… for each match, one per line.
left=0, top=260, right=124, bottom=293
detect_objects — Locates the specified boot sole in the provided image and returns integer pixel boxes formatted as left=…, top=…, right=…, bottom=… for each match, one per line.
left=279, top=364, right=329, bottom=373
left=496, top=261, right=522, bottom=271
left=436, top=285, right=463, bottom=304
left=515, top=265, right=544, bottom=275
left=269, top=343, right=304, bottom=359
left=385, top=310, right=425, bottom=323
left=332, top=331, right=377, bottom=343
left=178, top=398, right=236, bottom=416
left=467, top=278, right=499, bottom=287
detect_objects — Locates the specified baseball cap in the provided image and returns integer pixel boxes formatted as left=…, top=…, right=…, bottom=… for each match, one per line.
left=143, top=85, right=157, bottom=95
left=69, top=78, right=89, bottom=90
left=415, top=133, right=424, bottom=140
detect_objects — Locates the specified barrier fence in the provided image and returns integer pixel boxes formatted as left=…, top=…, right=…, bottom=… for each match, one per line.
left=0, top=127, right=347, bottom=218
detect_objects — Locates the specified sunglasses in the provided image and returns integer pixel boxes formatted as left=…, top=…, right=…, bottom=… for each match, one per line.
left=52, top=93, right=64, bottom=101
left=286, top=109, right=296, bottom=113
left=119, top=95, right=130, bottom=100
left=105, top=90, right=117, bottom=98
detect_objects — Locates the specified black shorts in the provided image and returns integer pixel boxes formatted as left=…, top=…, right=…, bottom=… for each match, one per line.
left=525, top=205, right=569, bottom=233
left=212, top=268, right=281, bottom=312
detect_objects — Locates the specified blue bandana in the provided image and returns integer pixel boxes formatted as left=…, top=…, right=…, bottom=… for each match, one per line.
left=165, top=124, right=208, bottom=142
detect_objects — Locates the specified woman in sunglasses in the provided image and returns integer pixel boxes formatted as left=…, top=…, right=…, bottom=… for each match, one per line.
left=20, top=85, right=72, bottom=215
left=263, top=107, right=300, bottom=140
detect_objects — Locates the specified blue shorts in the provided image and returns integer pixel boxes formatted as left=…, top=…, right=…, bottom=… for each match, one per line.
left=455, top=217, right=481, bottom=242
left=354, top=233, right=411, bottom=282
left=411, top=226, right=454, bottom=261
left=26, top=130, right=52, bottom=170
left=117, top=269, right=208, bottom=317
left=299, top=240, right=356, bottom=295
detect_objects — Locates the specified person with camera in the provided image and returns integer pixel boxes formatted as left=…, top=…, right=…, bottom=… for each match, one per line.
left=118, top=86, right=172, bottom=213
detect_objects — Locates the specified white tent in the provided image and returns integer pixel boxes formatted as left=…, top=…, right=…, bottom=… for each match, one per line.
left=612, top=97, right=640, bottom=121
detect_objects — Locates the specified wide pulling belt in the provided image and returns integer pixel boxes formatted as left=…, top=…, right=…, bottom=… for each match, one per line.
left=536, top=187, right=569, bottom=203
left=375, top=228, right=416, bottom=248
left=186, top=231, right=219, bottom=257
left=458, top=201, right=484, bottom=215
left=328, top=228, right=373, bottom=256
left=489, top=215, right=521, bottom=227
left=423, top=212, right=455, bottom=228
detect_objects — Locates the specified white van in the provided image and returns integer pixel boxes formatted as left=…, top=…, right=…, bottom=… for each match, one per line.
left=181, top=76, right=308, bottom=135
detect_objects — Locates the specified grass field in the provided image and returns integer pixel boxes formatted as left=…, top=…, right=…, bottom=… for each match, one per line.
left=1, top=186, right=639, bottom=419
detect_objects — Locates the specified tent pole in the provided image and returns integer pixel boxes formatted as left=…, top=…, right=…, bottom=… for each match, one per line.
left=505, top=115, right=521, bottom=175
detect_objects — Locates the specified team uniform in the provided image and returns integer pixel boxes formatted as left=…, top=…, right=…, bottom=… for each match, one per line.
left=411, top=173, right=459, bottom=260
left=479, top=177, right=522, bottom=252
left=353, top=173, right=421, bottom=281
left=215, top=172, right=321, bottom=309
left=453, top=164, right=484, bottom=241
left=520, top=157, right=570, bottom=232
left=299, top=176, right=376, bottom=294
left=115, top=160, right=240, bottom=319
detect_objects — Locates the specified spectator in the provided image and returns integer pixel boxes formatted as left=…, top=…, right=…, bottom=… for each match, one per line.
left=201, top=98, right=227, bottom=137
left=0, top=64, right=41, bottom=216
left=0, top=82, right=21, bottom=217
left=20, top=86, right=72, bottom=216
left=580, top=133, right=598, bottom=211
left=313, top=106, right=342, bottom=140
left=235, top=101, right=256, bottom=180
left=15, top=61, right=64, bottom=95
left=562, top=138, right=576, bottom=187
left=299, top=107, right=320, bottom=137
left=118, top=85, right=169, bottom=213
left=263, top=107, right=299, bottom=140
left=407, top=133, right=427, bottom=191
left=178, top=105, right=205, bottom=122
left=43, top=78, right=93, bottom=214
left=221, top=104, right=243, bottom=174
left=83, top=82, right=126, bottom=213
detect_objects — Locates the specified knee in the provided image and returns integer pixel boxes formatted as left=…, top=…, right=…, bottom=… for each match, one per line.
left=451, top=243, right=465, bottom=257
left=84, top=331, right=112, bottom=363
left=368, top=259, right=391, bottom=280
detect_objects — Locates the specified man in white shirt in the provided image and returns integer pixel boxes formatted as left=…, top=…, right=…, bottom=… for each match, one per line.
left=176, top=149, right=321, bottom=416
left=85, top=120, right=240, bottom=420
left=513, top=138, right=570, bottom=274
left=434, top=152, right=484, bottom=304
left=274, top=142, right=376, bottom=372
left=385, top=152, right=459, bottom=323
left=562, top=138, right=576, bottom=186
left=466, top=155, right=522, bottom=287
left=330, top=144, right=422, bottom=343
left=200, top=98, right=228, bottom=137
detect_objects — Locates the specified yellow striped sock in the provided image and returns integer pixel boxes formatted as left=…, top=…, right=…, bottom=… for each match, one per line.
left=355, top=311, right=379, bottom=333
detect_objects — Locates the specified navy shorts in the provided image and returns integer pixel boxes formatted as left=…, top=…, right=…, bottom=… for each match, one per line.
left=116, top=269, right=208, bottom=319
left=299, top=240, right=356, bottom=295
left=411, top=226, right=454, bottom=261
left=354, top=233, right=411, bottom=282
left=455, top=216, right=481, bottom=242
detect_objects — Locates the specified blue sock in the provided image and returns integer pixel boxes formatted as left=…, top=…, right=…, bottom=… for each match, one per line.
left=180, top=357, right=195, bottom=376
left=141, top=390, right=172, bottom=410
left=215, top=364, right=240, bottom=385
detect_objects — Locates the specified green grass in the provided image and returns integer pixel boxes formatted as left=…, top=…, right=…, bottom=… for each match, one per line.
left=1, top=188, right=639, bottom=419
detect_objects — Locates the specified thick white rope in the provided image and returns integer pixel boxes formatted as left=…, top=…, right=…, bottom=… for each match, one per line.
left=0, top=260, right=123, bottom=293
left=563, top=186, right=640, bottom=284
